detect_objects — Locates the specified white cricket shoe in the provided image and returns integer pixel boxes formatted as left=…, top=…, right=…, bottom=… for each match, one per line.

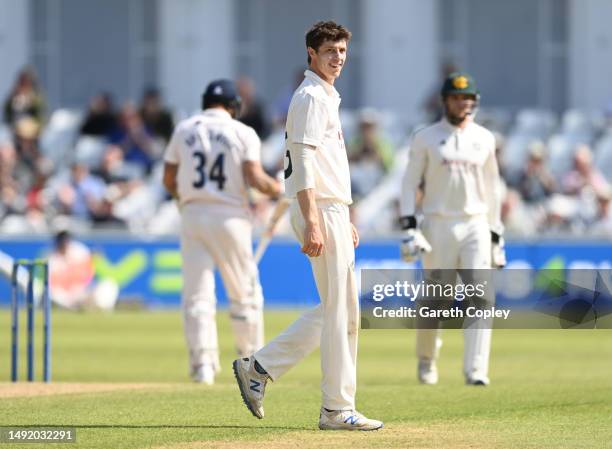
left=232, top=357, right=269, bottom=419
left=192, top=364, right=215, bottom=385
left=318, top=408, right=383, bottom=431
left=418, top=359, right=439, bottom=385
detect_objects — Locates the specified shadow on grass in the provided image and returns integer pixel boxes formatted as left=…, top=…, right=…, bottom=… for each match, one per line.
left=3, top=424, right=314, bottom=431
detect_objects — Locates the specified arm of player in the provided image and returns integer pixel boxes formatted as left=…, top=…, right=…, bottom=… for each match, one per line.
left=284, top=91, right=325, bottom=258
left=162, top=123, right=183, bottom=202
left=399, top=133, right=431, bottom=261
left=484, top=138, right=506, bottom=268
left=237, top=123, right=282, bottom=199
left=399, top=133, right=427, bottom=218
left=162, top=162, right=179, bottom=201
left=484, top=138, right=503, bottom=236
left=351, top=222, right=359, bottom=248
left=242, top=160, right=282, bottom=198
left=288, top=143, right=323, bottom=257
left=297, top=188, right=324, bottom=258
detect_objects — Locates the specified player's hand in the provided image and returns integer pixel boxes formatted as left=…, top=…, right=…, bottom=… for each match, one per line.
left=302, top=222, right=324, bottom=257
left=351, top=223, right=359, bottom=248
left=400, top=229, right=432, bottom=262
left=491, top=235, right=506, bottom=269
left=269, top=171, right=284, bottom=200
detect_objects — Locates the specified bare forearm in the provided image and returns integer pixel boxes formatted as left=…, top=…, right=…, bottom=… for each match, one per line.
left=165, top=183, right=179, bottom=200
left=162, top=163, right=179, bottom=201
left=297, top=188, right=324, bottom=257
left=250, top=173, right=280, bottom=197
left=243, top=161, right=281, bottom=197
left=296, top=188, right=318, bottom=226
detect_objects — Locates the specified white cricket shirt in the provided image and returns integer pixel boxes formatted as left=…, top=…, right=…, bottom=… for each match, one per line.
left=164, top=108, right=260, bottom=210
left=284, top=70, right=352, bottom=205
left=400, top=117, right=503, bottom=234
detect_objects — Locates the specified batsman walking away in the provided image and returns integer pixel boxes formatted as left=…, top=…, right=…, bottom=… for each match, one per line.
left=233, top=20, right=383, bottom=432
left=163, top=79, right=281, bottom=385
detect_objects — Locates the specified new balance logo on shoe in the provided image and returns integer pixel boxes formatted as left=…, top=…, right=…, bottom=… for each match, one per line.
left=250, top=379, right=261, bottom=393
left=318, top=408, right=383, bottom=431
left=233, top=357, right=267, bottom=419
left=344, top=415, right=359, bottom=425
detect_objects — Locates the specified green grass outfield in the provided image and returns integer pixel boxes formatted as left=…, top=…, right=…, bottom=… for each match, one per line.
left=0, top=310, right=611, bottom=449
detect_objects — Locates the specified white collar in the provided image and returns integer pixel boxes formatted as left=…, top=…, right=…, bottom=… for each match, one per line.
left=441, top=116, right=471, bottom=132
left=203, top=108, right=232, bottom=119
left=304, top=70, right=340, bottom=98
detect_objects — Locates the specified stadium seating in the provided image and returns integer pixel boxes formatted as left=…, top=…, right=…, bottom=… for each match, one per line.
left=2, top=103, right=612, bottom=238
left=40, top=109, right=83, bottom=167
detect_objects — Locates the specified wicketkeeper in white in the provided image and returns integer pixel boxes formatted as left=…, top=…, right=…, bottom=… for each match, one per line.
left=163, top=79, right=281, bottom=385
left=399, top=72, right=506, bottom=386
left=233, top=21, right=383, bottom=431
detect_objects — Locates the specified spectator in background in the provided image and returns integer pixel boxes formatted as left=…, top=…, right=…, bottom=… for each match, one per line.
left=588, top=187, right=612, bottom=237
left=111, top=103, right=158, bottom=174
left=349, top=109, right=394, bottom=170
left=13, top=117, right=43, bottom=171
left=4, top=120, right=46, bottom=211
left=236, top=76, right=270, bottom=139
left=0, top=142, right=26, bottom=218
left=492, top=131, right=512, bottom=185
left=348, top=109, right=394, bottom=199
left=139, top=87, right=174, bottom=143
left=48, top=230, right=118, bottom=310
left=50, top=161, right=115, bottom=224
left=501, top=188, right=538, bottom=237
left=3, top=67, right=46, bottom=130
left=518, top=141, right=556, bottom=203
left=80, top=92, right=119, bottom=139
left=563, top=144, right=609, bottom=197
left=24, top=158, right=53, bottom=232
left=543, top=194, right=581, bottom=234
left=92, top=144, right=142, bottom=202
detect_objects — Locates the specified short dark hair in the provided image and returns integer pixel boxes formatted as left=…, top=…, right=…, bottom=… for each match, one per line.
left=305, top=21, right=351, bottom=64
left=54, top=230, right=71, bottom=248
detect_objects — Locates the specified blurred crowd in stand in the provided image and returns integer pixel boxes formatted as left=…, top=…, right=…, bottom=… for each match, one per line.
left=1, top=66, right=612, bottom=238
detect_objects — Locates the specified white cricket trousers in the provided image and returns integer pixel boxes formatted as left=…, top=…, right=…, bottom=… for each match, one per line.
left=180, top=203, right=264, bottom=374
left=419, top=214, right=493, bottom=381
left=255, top=201, right=359, bottom=411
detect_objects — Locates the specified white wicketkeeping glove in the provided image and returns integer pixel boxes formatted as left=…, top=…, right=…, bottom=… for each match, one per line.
left=400, top=229, right=432, bottom=262
left=491, top=234, right=506, bottom=268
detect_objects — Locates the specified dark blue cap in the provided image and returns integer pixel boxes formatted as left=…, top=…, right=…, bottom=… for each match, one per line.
left=202, top=79, right=241, bottom=109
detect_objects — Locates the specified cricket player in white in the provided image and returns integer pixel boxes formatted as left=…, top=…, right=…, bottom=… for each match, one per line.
left=233, top=21, right=383, bottom=431
left=399, top=72, right=506, bottom=386
left=163, top=80, right=281, bottom=385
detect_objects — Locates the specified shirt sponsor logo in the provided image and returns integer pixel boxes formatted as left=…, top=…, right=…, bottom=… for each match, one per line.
left=441, top=158, right=479, bottom=170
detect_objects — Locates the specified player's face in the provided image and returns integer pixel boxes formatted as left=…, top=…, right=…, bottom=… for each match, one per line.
left=308, top=39, right=347, bottom=84
left=444, top=93, right=476, bottom=126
